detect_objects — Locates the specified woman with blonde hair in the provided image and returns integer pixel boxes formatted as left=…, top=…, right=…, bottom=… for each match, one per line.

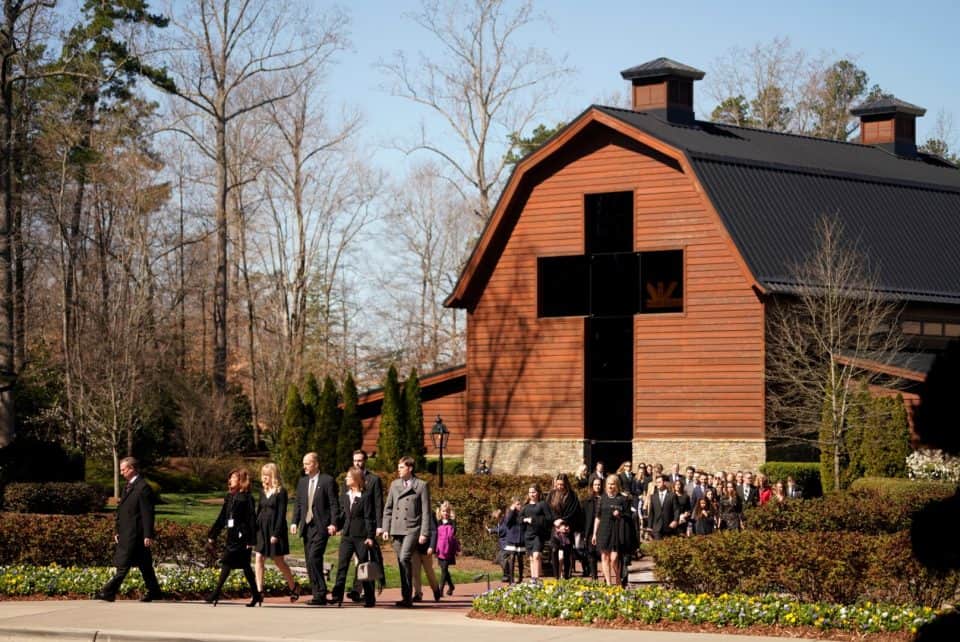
left=591, top=474, right=631, bottom=585
left=254, top=463, right=299, bottom=601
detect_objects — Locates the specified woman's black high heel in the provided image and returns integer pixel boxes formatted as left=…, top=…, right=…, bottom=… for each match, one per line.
left=246, top=592, right=263, bottom=607
left=289, top=584, right=300, bottom=603
left=204, top=593, right=219, bottom=607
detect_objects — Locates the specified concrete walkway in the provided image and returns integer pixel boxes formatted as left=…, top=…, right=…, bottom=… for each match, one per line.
left=0, top=581, right=804, bottom=642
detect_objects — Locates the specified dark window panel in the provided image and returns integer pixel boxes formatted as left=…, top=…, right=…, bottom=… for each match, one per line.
left=587, top=317, right=633, bottom=380
left=586, top=191, right=633, bottom=254
left=639, top=249, right=684, bottom=313
left=590, top=253, right=638, bottom=316
left=538, top=255, right=589, bottom=317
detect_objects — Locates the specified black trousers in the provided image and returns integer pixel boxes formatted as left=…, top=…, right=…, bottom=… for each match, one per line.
left=102, top=549, right=161, bottom=597
left=302, top=522, right=330, bottom=598
left=333, top=536, right=374, bottom=605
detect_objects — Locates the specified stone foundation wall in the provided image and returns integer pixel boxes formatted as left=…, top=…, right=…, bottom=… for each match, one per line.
left=632, top=439, right=766, bottom=474
left=465, top=437, right=767, bottom=475
left=464, top=439, right=584, bottom=475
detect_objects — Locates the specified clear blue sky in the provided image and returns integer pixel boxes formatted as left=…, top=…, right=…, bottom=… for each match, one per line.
left=328, top=0, right=960, bottom=162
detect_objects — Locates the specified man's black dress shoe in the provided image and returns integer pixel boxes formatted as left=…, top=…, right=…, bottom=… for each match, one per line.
left=140, top=592, right=162, bottom=602
left=94, top=591, right=115, bottom=602
left=394, top=599, right=413, bottom=608
left=308, top=596, right=328, bottom=606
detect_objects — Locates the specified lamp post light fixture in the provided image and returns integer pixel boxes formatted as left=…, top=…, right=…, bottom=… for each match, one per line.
left=431, top=415, right=450, bottom=488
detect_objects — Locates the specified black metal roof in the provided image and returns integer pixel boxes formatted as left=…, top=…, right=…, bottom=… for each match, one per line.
left=851, top=96, right=926, bottom=117
left=594, top=105, right=960, bottom=304
left=620, top=57, right=705, bottom=81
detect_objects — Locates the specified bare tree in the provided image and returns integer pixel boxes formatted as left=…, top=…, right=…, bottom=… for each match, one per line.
left=375, top=163, right=473, bottom=372
left=161, top=0, right=348, bottom=394
left=920, top=110, right=959, bottom=164
left=765, top=215, right=905, bottom=490
left=379, top=0, right=572, bottom=220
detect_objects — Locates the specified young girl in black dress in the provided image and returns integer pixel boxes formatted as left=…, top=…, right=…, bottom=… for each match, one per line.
left=254, top=463, right=299, bottom=601
left=520, top=485, right=551, bottom=582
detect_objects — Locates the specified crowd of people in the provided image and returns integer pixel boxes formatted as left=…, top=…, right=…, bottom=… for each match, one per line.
left=95, top=451, right=458, bottom=609
left=94, top=454, right=801, bottom=606
left=493, top=460, right=805, bottom=586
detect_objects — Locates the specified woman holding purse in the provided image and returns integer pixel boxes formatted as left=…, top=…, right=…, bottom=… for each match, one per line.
left=331, top=467, right=378, bottom=607
left=206, top=468, right=261, bottom=607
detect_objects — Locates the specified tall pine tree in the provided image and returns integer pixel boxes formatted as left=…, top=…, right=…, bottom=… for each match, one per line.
left=301, top=373, right=321, bottom=451
left=275, top=384, right=308, bottom=489
left=404, top=368, right=426, bottom=472
left=337, top=373, right=362, bottom=472
left=376, top=365, right=403, bottom=470
left=316, top=375, right=341, bottom=474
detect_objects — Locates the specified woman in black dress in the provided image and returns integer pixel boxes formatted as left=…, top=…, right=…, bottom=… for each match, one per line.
left=672, top=479, right=692, bottom=537
left=718, top=482, right=743, bottom=531
left=254, top=463, right=298, bottom=601
left=520, top=484, right=551, bottom=582
left=331, top=467, right=378, bottom=607
left=579, top=476, right=602, bottom=579
left=206, top=468, right=261, bottom=606
left=591, top=474, right=631, bottom=586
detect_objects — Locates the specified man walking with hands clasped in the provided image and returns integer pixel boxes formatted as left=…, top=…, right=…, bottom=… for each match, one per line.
left=291, top=452, right=339, bottom=605
left=381, top=456, right=431, bottom=608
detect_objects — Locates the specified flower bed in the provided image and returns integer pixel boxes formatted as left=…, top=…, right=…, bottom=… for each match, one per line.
left=471, top=580, right=943, bottom=635
left=0, top=564, right=304, bottom=599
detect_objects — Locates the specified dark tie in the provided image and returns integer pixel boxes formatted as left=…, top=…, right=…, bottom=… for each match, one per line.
left=122, top=481, right=132, bottom=498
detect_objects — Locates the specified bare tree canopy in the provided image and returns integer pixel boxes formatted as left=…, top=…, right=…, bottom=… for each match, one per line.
left=378, top=0, right=572, bottom=220
left=765, top=215, right=906, bottom=489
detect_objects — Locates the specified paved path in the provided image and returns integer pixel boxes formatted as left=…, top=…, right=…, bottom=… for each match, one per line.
left=0, top=580, right=804, bottom=642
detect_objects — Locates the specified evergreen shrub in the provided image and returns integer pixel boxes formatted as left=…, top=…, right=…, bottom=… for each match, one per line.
left=0, top=513, right=214, bottom=567
left=758, top=462, right=822, bottom=497
left=651, top=529, right=959, bottom=606
left=745, top=485, right=954, bottom=533
left=2, top=482, right=103, bottom=514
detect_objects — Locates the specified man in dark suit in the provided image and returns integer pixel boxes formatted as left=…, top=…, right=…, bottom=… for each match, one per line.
left=739, top=472, right=759, bottom=508
left=96, top=457, right=162, bottom=602
left=291, top=452, right=339, bottom=605
left=346, top=450, right=383, bottom=603
left=381, top=456, right=431, bottom=608
left=647, top=475, right=678, bottom=540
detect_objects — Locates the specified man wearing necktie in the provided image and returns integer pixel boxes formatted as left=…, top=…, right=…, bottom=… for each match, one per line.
left=647, top=475, right=679, bottom=540
left=291, top=452, right=339, bottom=605
left=381, top=456, right=431, bottom=608
left=96, top=457, right=162, bottom=602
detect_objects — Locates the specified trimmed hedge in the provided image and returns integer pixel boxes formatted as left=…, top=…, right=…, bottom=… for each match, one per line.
left=758, top=462, right=822, bottom=497
left=2, top=482, right=104, bottom=514
left=650, top=529, right=960, bottom=606
left=745, top=484, right=956, bottom=533
left=849, top=476, right=956, bottom=499
left=0, top=513, right=215, bottom=567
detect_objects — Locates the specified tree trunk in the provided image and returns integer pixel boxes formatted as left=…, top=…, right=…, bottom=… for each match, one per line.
left=213, top=117, right=228, bottom=393
left=0, top=6, right=18, bottom=447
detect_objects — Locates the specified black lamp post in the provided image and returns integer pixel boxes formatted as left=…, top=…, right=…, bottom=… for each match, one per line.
left=431, top=415, right=450, bottom=488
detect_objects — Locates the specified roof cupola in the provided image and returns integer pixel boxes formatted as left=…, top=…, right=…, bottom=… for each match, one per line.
left=620, top=57, right=705, bottom=125
left=850, top=96, right=926, bottom=157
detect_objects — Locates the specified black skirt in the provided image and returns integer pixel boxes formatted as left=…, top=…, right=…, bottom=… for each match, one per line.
left=220, top=545, right=251, bottom=569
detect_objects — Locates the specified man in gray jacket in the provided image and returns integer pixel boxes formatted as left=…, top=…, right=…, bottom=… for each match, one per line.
left=382, top=456, right=431, bottom=607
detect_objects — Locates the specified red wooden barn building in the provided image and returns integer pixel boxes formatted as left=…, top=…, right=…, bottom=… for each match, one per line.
left=361, top=58, right=960, bottom=474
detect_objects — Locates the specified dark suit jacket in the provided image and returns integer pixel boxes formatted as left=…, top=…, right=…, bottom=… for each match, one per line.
left=382, top=476, right=430, bottom=537
left=114, top=476, right=156, bottom=567
left=293, top=473, right=339, bottom=533
left=208, top=491, right=257, bottom=559
left=648, top=489, right=678, bottom=536
left=738, top=484, right=759, bottom=507
left=337, top=491, right=377, bottom=539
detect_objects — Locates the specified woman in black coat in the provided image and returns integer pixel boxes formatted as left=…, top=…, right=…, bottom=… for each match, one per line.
left=579, top=476, right=602, bottom=579
left=254, top=463, right=298, bottom=601
left=206, top=468, right=261, bottom=606
left=331, top=467, right=378, bottom=607
left=547, top=473, right=583, bottom=579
